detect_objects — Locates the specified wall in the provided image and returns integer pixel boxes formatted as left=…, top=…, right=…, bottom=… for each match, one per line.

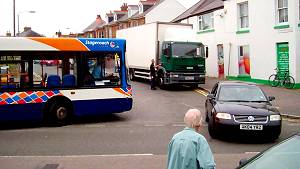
left=184, top=9, right=228, bottom=78
left=224, top=0, right=299, bottom=83
left=181, top=0, right=299, bottom=84
left=146, top=0, right=186, bottom=23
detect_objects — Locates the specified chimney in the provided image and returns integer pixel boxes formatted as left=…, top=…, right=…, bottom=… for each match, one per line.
left=120, top=3, right=128, bottom=11
left=96, top=15, right=102, bottom=20
left=6, top=32, right=11, bottom=37
left=56, top=31, right=62, bottom=37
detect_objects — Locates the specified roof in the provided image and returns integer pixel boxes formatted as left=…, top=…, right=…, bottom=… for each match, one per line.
left=128, top=5, right=138, bottom=8
left=130, top=0, right=162, bottom=20
left=118, top=13, right=129, bottom=22
left=17, top=27, right=43, bottom=37
left=140, top=0, right=157, bottom=5
left=172, top=0, right=224, bottom=22
left=83, top=17, right=106, bottom=33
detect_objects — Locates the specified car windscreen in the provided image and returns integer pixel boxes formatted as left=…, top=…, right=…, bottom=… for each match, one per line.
left=172, top=43, right=203, bottom=58
left=240, top=135, right=300, bottom=169
left=218, top=85, right=268, bottom=102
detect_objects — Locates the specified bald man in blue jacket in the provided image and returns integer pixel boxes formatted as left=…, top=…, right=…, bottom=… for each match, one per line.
left=167, top=109, right=216, bottom=169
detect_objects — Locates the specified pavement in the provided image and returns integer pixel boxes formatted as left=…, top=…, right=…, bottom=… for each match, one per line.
left=198, top=77, right=300, bottom=120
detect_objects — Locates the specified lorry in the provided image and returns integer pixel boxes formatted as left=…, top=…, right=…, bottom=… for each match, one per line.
left=116, top=22, right=207, bottom=88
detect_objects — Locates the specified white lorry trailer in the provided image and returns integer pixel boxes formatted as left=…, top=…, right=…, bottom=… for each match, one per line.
left=117, top=22, right=206, bottom=88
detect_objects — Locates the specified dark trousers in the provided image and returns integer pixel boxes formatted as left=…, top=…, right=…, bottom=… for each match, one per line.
left=150, top=75, right=156, bottom=89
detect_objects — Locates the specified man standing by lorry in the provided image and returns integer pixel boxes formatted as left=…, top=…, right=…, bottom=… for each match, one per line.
left=150, top=59, right=157, bottom=90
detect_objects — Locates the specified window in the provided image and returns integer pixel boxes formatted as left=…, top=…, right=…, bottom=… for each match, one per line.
left=138, top=4, right=143, bottom=14
left=0, top=56, right=29, bottom=89
left=277, top=0, right=288, bottom=23
left=198, top=12, right=214, bottom=31
left=238, top=45, right=250, bottom=75
left=33, top=57, right=76, bottom=88
left=172, top=43, right=203, bottom=58
left=84, top=53, right=121, bottom=87
left=114, top=14, right=118, bottom=21
left=238, top=2, right=249, bottom=29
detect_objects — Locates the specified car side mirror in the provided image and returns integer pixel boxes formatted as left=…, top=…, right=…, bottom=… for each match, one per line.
left=239, top=158, right=249, bottom=166
left=207, top=94, right=215, bottom=99
left=268, top=96, right=275, bottom=101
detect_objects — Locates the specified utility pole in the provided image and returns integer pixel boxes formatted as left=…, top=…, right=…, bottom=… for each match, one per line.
left=13, top=0, right=16, bottom=36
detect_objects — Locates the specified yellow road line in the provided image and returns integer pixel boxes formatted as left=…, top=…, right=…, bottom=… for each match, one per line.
left=194, top=89, right=208, bottom=97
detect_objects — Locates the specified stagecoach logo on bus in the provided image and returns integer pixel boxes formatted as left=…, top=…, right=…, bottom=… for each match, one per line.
left=84, top=40, right=119, bottom=49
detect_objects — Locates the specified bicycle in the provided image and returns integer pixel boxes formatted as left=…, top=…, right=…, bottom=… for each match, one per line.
left=268, top=68, right=295, bottom=89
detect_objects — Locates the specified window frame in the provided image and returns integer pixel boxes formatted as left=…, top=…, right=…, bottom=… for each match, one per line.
left=276, top=0, right=289, bottom=24
left=198, top=12, right=214, bottom=31
left=237, top=1, right=249, bottom=30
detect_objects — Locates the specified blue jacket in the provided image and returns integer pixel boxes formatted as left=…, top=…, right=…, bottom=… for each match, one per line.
left=167, top=127, right=216, bottom=169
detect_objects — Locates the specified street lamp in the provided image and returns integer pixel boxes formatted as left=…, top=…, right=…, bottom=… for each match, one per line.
left=17, top=10, right=36, bottom=35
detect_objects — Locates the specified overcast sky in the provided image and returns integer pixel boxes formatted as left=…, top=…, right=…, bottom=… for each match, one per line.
left=0, top=0, right=141, bottom=37
left=0, top=0, right=198, bottom=37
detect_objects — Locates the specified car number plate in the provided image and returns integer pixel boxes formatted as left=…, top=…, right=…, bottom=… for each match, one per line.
left=240, top=124, right=263, bottom=130
left=185, top=76, right=194, bottom=80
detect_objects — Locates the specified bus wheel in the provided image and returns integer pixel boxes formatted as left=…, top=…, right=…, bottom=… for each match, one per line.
left=47, top=100, right=72, bottom=126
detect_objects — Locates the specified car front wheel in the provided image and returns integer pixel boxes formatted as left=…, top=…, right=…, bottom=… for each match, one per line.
left=208, top=117, right=217, bottom=138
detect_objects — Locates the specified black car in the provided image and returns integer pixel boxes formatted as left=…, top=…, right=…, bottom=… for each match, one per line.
left=236, top=133, right=300, bottom=169
left=205, top=81, right=281, bottom=140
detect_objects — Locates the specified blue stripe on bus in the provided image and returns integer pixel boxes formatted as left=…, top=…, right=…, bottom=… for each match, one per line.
left=73, top=98, right=132, bottom=117
left=0, top=103, right=44, bottom=122
left=78, top=38, right=125, bottom=52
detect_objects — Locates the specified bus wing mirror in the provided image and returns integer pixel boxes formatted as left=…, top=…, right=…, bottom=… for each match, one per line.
left=205, top=47, right=209, bottom=58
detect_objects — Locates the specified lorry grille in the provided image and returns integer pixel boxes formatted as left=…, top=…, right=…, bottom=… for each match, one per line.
left=233, top=115, right=268, bottom=123
left=174, top=65, right=204, bottom=71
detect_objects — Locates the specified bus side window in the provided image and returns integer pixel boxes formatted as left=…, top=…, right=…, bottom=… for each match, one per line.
left=0, top=61, right=29, bottom=89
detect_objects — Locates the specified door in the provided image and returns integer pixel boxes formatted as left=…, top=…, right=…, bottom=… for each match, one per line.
left=276, top=43, right=289, bottom=77
left=217, top=44, right=224, bottom=78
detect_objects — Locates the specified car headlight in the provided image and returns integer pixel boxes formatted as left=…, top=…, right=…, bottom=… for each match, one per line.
left=270, top=115, right=281, bottom=121
left=171, top=74, right=179, bottom=78
left=216, top=112, right=232, bottom=120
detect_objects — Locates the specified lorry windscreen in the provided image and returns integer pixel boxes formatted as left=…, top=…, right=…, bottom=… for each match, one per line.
left=172, top=43, right=203, bottom=58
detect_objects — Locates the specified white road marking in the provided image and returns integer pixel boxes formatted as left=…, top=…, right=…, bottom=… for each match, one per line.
left=144, top=124, right=165, bottom=127
left=287, top=122, right=300, bottom=126
left=245, top=152, right=260, bottom=154
left=172, top=124, right=185, bottom=127
left=181, top=103, right=198, bottom=109
left=0, top=154, right=154, bottom=158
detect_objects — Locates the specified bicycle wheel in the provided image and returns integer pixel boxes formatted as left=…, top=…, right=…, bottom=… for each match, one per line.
left=268, top=74, right=280, bottom=87
left=283, top=76, right=295, bottom=89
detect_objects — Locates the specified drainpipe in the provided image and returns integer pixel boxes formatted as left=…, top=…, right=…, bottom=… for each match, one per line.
left=227, top=43, right=232, bottom=78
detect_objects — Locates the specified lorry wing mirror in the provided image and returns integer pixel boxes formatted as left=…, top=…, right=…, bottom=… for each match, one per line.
left=196, top=48, right=200, bottom=56
left=205, top=47, right=209, bottom=58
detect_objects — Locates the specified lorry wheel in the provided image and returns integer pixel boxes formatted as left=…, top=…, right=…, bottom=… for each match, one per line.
left=158, top=75, right=166, bottom=89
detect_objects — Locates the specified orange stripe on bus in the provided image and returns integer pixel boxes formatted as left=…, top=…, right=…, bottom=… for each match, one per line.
left=113, top=88, right=131, bottom=96
left=29, top=38, right=89, bottom=51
